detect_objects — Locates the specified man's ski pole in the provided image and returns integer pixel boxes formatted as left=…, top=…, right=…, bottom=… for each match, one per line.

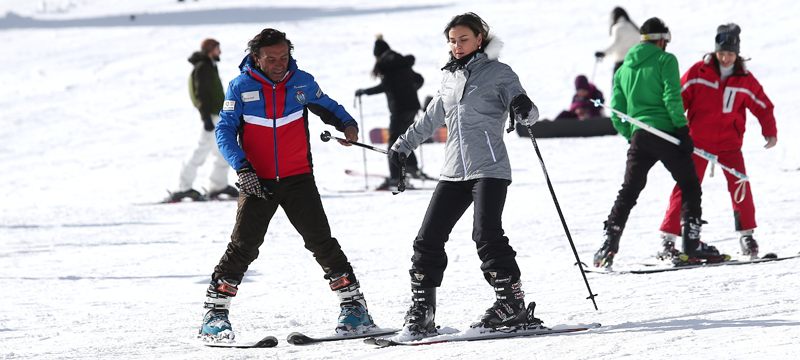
left=320, top=131, right=388, bottom=154
left=524, top=123, right=599, bottom=310
left=591, top=99, right=749, bottom=202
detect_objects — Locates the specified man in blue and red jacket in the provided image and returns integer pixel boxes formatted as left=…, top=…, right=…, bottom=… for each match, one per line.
left=198, top=28, right=379, bottom=341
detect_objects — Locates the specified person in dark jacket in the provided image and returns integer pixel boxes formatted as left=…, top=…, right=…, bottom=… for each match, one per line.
left=198, top=28, right=380, bottom=342
left=556, top=75, right=605, bottom=119
left=168, top=38, right=237, bottom=202
left=593, top=18, right=723, bottom=269
left=355, top=35, right=427, bottom=190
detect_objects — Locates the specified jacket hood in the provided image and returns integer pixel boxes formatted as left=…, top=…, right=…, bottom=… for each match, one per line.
left=623, top=42, right=662, bottom=69
left=188, top=51, right=209, bottom=65
left=376, top=50, right=415, bottom=73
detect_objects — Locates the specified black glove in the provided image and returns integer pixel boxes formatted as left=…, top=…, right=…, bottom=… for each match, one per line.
left=202, top=113, right=214, bottom=132
left=388, top=149, right=407, bottom=169
left=594, top=51, right=605, bottom=59
left=674, top=126, right=694, bottom=154
left=235, top=162, right=270, bottom=199
left=511, top=94, right=533, bottom=120
left=354, top=89, right=366, bottom=97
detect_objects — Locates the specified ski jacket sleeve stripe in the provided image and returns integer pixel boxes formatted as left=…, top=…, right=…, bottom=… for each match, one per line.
left=216, top=81, right=248, bottom=171
left=661, top=54, right=688, bottom=129
left=393, top=94, right=445, bottom=154
left=305, top=77, right=358, bottom=131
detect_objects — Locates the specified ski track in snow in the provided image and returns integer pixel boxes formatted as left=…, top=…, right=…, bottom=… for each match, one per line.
left=1, top=1, right=799, bottom=359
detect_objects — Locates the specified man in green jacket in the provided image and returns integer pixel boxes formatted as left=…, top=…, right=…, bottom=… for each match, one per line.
left=594, top=17, right=723, bottom=268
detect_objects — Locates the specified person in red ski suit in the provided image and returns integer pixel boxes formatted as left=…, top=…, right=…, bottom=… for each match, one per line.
left=658, top=24, right=777, bottom=259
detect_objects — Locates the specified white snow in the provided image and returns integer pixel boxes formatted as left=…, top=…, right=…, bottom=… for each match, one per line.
left=1, top=1, right=799, bottom=359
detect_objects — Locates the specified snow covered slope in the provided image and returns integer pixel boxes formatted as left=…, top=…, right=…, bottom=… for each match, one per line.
left=1, top=1, right=798, bottom=359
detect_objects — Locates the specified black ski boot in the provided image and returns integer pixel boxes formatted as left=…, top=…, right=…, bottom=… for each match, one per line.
left=166, top=188, right=205, bottom=203
left=738, top=230, right=759, bottom=259
left=680, top=217, right=726, bottom=263
left=402, top=273, right=436, bottom=337
left=207, top=185, right=239, bottom=200
left=594, top=221, right=622, bottom=268
left=656, top=232, right=681, bottom=260
left=471, top=272, right=527, bottom=329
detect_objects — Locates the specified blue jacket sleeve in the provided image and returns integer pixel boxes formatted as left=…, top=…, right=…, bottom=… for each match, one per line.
left=305, top=76, right=358, bottom=132
left=216, top=80, right=248, bottom=171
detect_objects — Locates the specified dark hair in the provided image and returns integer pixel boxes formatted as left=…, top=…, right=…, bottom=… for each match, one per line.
left=610, top=7, right=637, bottom=35
left=200, top=38, right=219, bottom=54
left=248, top=28, right=294, bottom=58
left=443, top=12, right=490, bottom=47
left=707, top=52, right=747, bottom=75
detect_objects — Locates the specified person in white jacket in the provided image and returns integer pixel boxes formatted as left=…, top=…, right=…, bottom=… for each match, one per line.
left=595, top=7, right=639, bottom=77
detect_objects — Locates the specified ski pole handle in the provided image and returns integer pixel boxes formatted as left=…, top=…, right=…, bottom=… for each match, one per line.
left=320, top=131, right=388, bottom=154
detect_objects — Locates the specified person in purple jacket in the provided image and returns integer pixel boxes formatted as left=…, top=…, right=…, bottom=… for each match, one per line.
left=556, top=75, right=604, bottom=120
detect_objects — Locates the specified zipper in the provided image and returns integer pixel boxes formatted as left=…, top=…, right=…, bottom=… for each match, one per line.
left=484, top=131, right=497, bottom=162
left=271, top=84, right=280, bottom=182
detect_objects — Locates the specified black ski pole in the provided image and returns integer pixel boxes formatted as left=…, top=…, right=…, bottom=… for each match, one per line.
left=525, top=125, right=599, bottom=310
left=320, top=131, right=388, bottom=154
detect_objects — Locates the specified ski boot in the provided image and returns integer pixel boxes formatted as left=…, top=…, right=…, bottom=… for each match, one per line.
left=471, top=272, right=527, bottom=329
left=678, top=217, right=728, bottom=265
left=656, top=232, right=681, bottom=260
left=402, top=272, right=437, bottom=338
left=199, top=278, right=239, bottom=341
left=738, top=230, right=759, bottom=259
left=207, top=185, right=239, bottom=200
left=329, top=273, right=377, bottom=335
left=593, top=221, right=622, bottom=268
left=165, top=188, right=205, bottom=203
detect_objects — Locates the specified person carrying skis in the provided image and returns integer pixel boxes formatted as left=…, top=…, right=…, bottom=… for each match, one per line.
left=198, top=28, right=378, bottom=341
left=354, top=35, right=428, bottom=190
left=595, top=7, right=640, bottom=82
left=167, top=38, right=238, bottom=202
left=657, top=23, right=777, bottom=260
left=388, top=12, right=539, bottom=338
left=593, top=17, right=723, bottom=268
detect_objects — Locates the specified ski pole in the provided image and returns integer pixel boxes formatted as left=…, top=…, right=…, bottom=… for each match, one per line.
left=590, top=57, right=600, bottom=84
left=591, top=99, right=749, bottom=202
left=320, top=130, right=388, bottom=154
left=524, top=124, right=599, bottom=311
left=356, top=96, right=369, bottom=190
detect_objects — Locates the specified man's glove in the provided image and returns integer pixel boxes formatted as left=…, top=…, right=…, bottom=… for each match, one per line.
left=354, top=89, right=366, bottom=97
left=235, top=162, right=270, bottom=199
left=202, top=114, right=215, bottom=132
left=388, top=149, right=407, bottom=169
left=674, top=126, right=694, bottom=154
left=594, top=51, right=605, bottom=59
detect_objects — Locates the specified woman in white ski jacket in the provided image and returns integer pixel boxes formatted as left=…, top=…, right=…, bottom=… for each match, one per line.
left=388, top=12, right=539, bottom=337
left=595, top=7, right=640, bottom=75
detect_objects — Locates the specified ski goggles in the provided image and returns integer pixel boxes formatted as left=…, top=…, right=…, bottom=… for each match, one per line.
left=641, top=32, right=671, bottom=42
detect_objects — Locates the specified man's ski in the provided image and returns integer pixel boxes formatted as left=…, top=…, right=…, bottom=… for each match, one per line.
left=203, top=335, right=279, bottom=348
left=367, top=323, right=600, bottom=347
left=585, top=252, right=800, bottom=274
left=287, top=328, right=399, bottom=345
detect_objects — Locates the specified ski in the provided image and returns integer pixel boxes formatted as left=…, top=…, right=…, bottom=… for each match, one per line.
left=287, top=328, right=399, bottom=345
left=368, top=323, right=600, bottom=347
left=203, top=335, right=279, bottom=348
left=585, top=252, right=800, bottom=274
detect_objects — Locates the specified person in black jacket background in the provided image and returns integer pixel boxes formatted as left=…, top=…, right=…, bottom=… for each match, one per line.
left=355, top=35, right=427, bottom=190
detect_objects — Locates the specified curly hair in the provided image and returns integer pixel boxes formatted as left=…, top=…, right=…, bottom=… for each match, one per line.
left=248, top=28, right=294, bottom=57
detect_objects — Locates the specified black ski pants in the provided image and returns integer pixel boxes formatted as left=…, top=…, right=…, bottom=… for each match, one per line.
left=607, top=130, right=702, bottom=229
left=211, top=173, right=354, bottom=284
left=388, top=110, right=419, bottom=179
left=410, top=178, right=520, bottom=287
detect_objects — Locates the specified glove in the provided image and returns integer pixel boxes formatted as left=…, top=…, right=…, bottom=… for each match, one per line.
left=354, top=89, right=366, bottom=97
left=594, top=51, right=605, bottom=59
left=235, top=162, right=270, bottom=199
left=202, top=114, right=214, bottom=132
left=674, top=126, right=694, bottom=154
left=388, top=148, right=407, bottom=169
left=510, top=94, right=538, bottom=126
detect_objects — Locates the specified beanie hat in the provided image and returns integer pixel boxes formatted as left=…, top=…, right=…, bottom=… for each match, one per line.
left=201, top=38, right=220, bottom=54
left=640, top=17, right=671, bottom=42
left=715, top=23, right=741, bottom=53
left=373, top=34, right=390, bottom=57
left=574, top=75, right=590, bottom=91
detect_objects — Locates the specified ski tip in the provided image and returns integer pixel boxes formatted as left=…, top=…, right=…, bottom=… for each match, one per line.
left=286, top=332, right=312, bottom=345
left=255, top=336, right=280, bottom=348
left=762, top=252, right=778, bottom=259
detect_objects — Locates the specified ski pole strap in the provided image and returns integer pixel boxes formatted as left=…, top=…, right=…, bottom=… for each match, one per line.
left=590, top=99, right=749, bottom=183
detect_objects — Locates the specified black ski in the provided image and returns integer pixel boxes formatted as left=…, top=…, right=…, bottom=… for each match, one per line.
left=367, top=323, right=600, bottom=347
left=585, top=252, right=800, bottom=274
left=203, top=335, right=279, bottom=348
left=287, top=328, right=399, bottom=345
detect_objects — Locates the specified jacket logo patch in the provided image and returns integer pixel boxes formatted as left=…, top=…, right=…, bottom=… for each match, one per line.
left=241, top=91, right=260, bottom=102
left=222, top=100, right=236, bottom=111
left=295, top=90, right=307, bottom=104
left=467, top=85, right=479, bottom=96
left=315, top=87, right=322, bottom=99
